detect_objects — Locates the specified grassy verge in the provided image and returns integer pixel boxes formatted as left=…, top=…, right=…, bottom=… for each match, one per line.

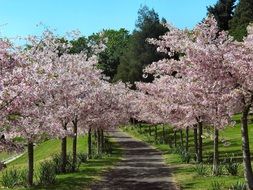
left=0, top=152, right=17, bottom=162
left=0, top=134, right=122, bottom=190
left=8, top=136, right=88, bottom=168
left=122, top=117, right=252, bottom=190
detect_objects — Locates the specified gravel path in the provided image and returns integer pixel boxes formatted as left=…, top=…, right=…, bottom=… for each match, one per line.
left=90, top=130, right=178, bottom=190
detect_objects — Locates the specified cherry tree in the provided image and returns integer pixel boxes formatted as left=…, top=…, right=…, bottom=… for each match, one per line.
left=137, top=16, right=237, bottom=176
left=140, top=15, right=253, bottom=188
left=0, top=34, right=69, bottom=186
left=81, top=81, right=130, bottom=156
left=49, top=52, right=103, bottom=172
left=223, top=23, right=253, bottom=189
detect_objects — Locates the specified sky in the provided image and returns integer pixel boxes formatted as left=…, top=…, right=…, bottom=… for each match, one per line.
left=0, top=0, right=219, bottom=41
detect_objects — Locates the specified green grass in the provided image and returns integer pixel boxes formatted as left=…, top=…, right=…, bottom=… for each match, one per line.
left=0, top=135, right=122, bottom=190
left=0, top=152, right=16, bottom=162
left=122, top=116, right=252, bottom=190
left=33, top=149, right=121, bottom=190
left=9, top=136, right=87, bottom=168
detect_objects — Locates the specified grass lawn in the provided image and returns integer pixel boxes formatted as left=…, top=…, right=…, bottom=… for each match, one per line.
left=0, top=152, right=17, bottom=162
left=0, top=134, right=122, bottom=190
left=9, top=136, right=88, bottom=168
left=122, top=115, right=252, bottom=190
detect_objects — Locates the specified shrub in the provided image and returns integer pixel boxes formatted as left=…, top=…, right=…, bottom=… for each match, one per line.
left=52, top=154, right=62, bottom=174
left=213, top=164, right=224, bottom=176
left=77, top=153, right=87, bottom=163
left=19, top=169, right=28, bottom=187
left=72, top=155, right=82, bottom=171
left=1, top=168, right=19, bottom=188
left=1, top=168, right=27, bottom=188
left=52, top=153, right=81, bottom=174
left=206, top=151, right=213, bottom=163
left=173, top=146, right=191, bottom=163
left=92, top=153, right=103, bottom=159
left=65, top=154, right=74, bottom=172
left=229, top=181, right=246, bottom=190
left=195, top=163, right=208, bottom=176
left=38, top=160, right=56, bottom=185
left=224, top=155, right=240, bottom=176
left=179, top=150, right=191, bottom=163
left=210, top=181, right=223, bottom=190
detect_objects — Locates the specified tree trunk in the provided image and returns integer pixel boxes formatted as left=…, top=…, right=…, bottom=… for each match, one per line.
left=174, top=130, right=177, bottom=147
left=94, top=130, right=97, bottom=140
left=149, top=125, right=151, bottom=136
left=27, top=142, right=34, bottom=187
left=61, top=123, right=67, bottom=173
left=162, top=126, right=165, bottom=144
left=180, top=129, right=183, bottom=147
left=88, top=128, right=92, bottom=159
left=100, top=129, right=104, bottom=153
left=194, top=126, right=198, bottom=161
left=168, top=129, right=172, bottom=148
left=213, top=128, right=219, bottom=176
left=198, top=122, right=203, bottom=163
left=72, top=118, right=78, bottom=172
left=241, top=106, right=253, bottom=189
left=185, top=127, right=189, bottom=152
left=97, top=129, right=101, bottom=155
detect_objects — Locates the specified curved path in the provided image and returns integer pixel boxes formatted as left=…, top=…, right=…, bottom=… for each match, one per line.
left=90, top=130, right=178, bottom=190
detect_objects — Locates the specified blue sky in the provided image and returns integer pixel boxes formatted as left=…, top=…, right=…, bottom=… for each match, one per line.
left=0, top=0, right=218, bottom=40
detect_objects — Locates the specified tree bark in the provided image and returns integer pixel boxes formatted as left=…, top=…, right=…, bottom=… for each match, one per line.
left=61, top=123, right=67, bottom=173
left=185, top=127, right=189, bottom=152
left=88, top=128, right=92, bottom=159
left=213, top=128, right=219, bottom=176
left=180, top=129, right=183, bottom=147
left=194, top=126, right=198, bottom=161
left=72, top=117, right=78, bottom=172
left=241, top=106, right=253, bottom=190
left=139, top=123, right=142, bottom=133
left=27, top=141, right=34, bottom=187
left=168, top=128, right=172, bottom=148
left=198, top=122, right=203, bottom=163
left=174, top=130, right=177, bottom=147
left=97, top=129, right=101, bottom=155
left=94, top=129, right=97, bottom=140
left=100, top=129, right=104, bottom=153
left=162, top=126, right=165, bottom=144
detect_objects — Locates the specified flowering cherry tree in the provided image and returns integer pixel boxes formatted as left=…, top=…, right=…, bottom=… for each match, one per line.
left=137, top=15, right=253, bottom=188
left=137, top=16, right=240, bottom=176
left=223, top=24, right=253, bottom=189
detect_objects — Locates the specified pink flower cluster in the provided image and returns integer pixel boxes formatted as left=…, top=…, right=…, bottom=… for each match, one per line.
left=0, top=31, right=130, bottom=146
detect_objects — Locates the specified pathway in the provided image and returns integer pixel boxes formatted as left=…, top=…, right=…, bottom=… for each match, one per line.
left=90, top=130, right=178, bottom=190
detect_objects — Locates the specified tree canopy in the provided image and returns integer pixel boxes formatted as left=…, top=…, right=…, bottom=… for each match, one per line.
left=229, top=0, right=253, bottom=41
left=114, top=5, right=168, bottom=84
left=207, top=0, right=236, bottom=30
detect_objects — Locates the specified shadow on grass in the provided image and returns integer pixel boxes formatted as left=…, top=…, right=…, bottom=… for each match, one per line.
left=29, top=147, right=122, bottom=190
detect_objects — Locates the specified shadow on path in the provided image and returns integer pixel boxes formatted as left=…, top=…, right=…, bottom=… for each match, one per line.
left=90, top=130, right=178, bottom=190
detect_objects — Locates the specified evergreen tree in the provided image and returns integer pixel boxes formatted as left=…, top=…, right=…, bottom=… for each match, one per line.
left=207, top=0, right=236, bottom=31
left=229, top=0, right=253, bottom=41
left=114, top=5, right=168, bottom=84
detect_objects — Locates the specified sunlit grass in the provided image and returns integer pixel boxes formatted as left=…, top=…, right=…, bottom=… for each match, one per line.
left=123, top=114, right=252, bottom=190
left=0, top=134, right=122, bottom=190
